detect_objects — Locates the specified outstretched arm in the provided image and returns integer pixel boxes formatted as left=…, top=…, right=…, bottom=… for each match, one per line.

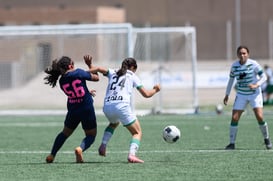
left=90, top=66, right=108, bottom=75
left=83, top=55, right=108, bottom=75
left=138, top=84, right=160, bottom=98
left=83, top=55, right=99, bottom=81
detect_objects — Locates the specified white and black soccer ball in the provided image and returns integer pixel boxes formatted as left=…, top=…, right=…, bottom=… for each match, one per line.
left=162, top=125, right=181, bottom=143
left=215, top=103, right=223, bottom=115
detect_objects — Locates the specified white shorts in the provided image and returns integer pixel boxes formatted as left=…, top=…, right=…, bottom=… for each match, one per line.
left=233, top=92, right=263, bottom=110
left=103, top=103, right=137, bottom=126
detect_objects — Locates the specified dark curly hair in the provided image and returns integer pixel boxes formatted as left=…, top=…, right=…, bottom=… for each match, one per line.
left=44, top=56, right=72, bottom=87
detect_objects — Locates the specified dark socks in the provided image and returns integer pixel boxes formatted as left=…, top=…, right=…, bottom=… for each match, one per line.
left=80, top=135, right=95, bottom=152
left=50, top=132, right=68, bottom=156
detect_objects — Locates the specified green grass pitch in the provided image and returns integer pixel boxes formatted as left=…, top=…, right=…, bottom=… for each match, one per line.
left=0, top=113, right=273, bottom=181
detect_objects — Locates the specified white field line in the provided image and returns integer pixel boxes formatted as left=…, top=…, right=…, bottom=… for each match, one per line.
left=0, top=109, right=150, bottom=116
left=0, top=149, right=272, bottom=154
left=0, top=110, right=67, bottom=116
left=0, top=122, right=110, bottom=127
left=0, top=120, right=256, bottom=127
left=0, top=122, right=63, bottom=127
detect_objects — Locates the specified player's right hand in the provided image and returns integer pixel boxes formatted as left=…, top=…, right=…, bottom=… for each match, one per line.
left=223, top=95, right=229, bottom=105
left=84, top=55, right=92, bottom=68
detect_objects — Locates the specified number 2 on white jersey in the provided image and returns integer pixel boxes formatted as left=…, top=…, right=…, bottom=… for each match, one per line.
left=110, top=75, right=125, bottom=90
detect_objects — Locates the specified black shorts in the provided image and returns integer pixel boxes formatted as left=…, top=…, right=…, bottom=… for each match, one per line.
left=64, top=106, right=97, bottom=130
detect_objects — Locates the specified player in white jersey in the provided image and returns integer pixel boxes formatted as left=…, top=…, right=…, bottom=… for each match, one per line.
left=223, top=45, right=272, bottom=150
left=84, top=55, right=160, bottom=163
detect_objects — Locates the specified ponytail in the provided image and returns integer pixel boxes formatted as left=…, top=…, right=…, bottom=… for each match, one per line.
left=44, top=56, right=72, bottom=87
left=116, top=57, right=137, bottom=77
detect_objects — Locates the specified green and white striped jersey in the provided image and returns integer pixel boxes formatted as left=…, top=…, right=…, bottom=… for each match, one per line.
left=227, top=59, right=265, bottom=95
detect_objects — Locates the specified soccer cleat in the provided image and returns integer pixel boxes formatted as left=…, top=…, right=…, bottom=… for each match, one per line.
left=74, top=147, right=84, bottom=163
left=98, top=144, right=106, bottom=157
left=128, top=154, right=144, bottom=163
left=225, top=143, right=235, bottom=150
left=264, top=138, right=272, bottom=149
left=46, top=154, right=54, bottom=163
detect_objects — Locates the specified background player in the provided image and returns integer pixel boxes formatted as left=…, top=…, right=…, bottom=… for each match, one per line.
left=223, top=45, right=272, bottom=150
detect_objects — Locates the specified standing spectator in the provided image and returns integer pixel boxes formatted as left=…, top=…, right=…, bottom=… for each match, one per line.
left=44, top=56, right=99, bottom=163
left=223, top=46, right=272, bottom=150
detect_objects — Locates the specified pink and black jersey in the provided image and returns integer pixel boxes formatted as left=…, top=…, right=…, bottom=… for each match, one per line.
left=59, top=68, right=93, bottom=112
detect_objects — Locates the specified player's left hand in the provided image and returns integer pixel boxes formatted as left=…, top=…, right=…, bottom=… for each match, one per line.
left=153, top=84, right=161, bottom=92
left=89, top=89, right=96, bottom=97
left=248, top=83, right=258, bottom=89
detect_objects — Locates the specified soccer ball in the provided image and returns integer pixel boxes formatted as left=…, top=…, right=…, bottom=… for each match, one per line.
left=162, top=125, right=181, bottom=143
left=215, top=103, right=223, bottom=115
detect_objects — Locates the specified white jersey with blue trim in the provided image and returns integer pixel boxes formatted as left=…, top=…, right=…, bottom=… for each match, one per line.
left=104, top=68, right=143, bottom=104
left=229, top=58, right=264, bottom=95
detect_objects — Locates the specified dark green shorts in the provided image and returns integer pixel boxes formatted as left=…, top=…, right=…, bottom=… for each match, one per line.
left=266, top=85, right=273, bottom=94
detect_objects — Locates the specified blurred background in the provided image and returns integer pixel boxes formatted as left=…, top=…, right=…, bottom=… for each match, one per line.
left=0, top=0, right=272, bottom=114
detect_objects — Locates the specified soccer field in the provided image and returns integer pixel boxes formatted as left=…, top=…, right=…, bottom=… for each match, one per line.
left=0, top=113, right=273, bottom=181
